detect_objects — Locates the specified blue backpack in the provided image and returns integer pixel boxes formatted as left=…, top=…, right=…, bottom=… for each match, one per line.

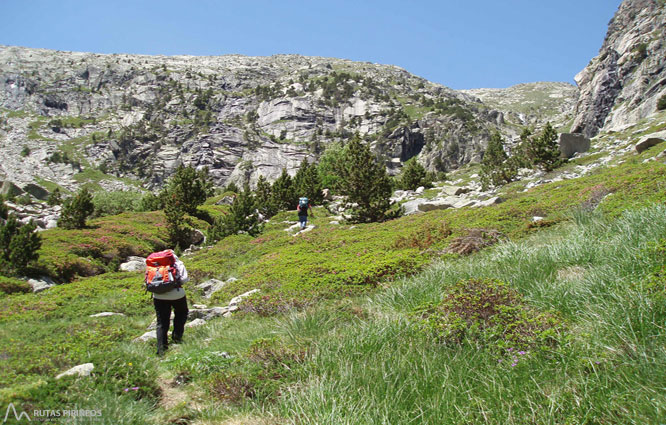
left=298, top=197, right=309, bottom=210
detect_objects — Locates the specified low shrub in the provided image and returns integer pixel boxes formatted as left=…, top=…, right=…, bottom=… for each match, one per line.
left=445, top=228, right=503, bottom=255
left=0, top=276, right=31, bottom=295
left=415, top=278, right=564, bottom=352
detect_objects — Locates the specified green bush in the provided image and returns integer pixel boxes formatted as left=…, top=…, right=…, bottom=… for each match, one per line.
left=92, top=191, right=144, bottom=217
left=398, top=158, right=431, bottom=191
left=0, top=276, right=31, bottom=295
left=414, top=278, right=564, bottom=352
left=59, top=188, right=94, bottom=229
left=0, top=215, right=41, bottom=275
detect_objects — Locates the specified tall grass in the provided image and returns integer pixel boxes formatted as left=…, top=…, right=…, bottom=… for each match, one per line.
left=272, top=204, right=666, bottom=424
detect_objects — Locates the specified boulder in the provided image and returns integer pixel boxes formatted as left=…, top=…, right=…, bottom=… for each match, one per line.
left=22, top=183, right=50, bottom=200
left=187, top=306, right=231, bottom=321
left=440, top=186, right=467, bottom=196
left=119, top=256, right=145, bottom=272
left=635, top=136, right=665, bottom=154
left=417, top=199, right=455, bottom=212
left=28, top=276, right=55, bottom=293
left=558, top=133, right=591, bottom=158
left=134, top=330, right=157, bottom=342
left=476, top=197, right=504, bottom=207
left=56, top=363, right=94, bottom=379
left=402, top=198, right=427, bottom=215
left=322, top=188, right=333, bottom=201
left=185, top=318, right=207, bottom=328
left=196, top=278, right=228, bottom=298
left=0, top=181, right=23, bottom=197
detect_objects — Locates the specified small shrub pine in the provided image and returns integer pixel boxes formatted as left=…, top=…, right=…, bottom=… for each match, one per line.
left=480, top=132, right=518, bottom=189
left=166, top=165, right=214, bottom=215
left=398, top=158, right=431, bottom=191
left=58, top=188, right=94, bottom=229
left=0, top=214, right=41, bottom=275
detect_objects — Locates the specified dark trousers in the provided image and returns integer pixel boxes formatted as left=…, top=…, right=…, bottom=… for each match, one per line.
left=153, top=296, right=188, bottom=354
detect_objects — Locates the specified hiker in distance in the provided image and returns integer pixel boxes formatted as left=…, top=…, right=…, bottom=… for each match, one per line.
left=144, top=249, right=189, bottom=356
left=297, top=196, right=314, bottom=230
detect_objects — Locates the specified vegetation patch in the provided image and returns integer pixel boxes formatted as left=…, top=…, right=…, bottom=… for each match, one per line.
left=37, top=211, right=169, bottom=281
left=415, top=278, right=564, bottom=352
left=209, top=337, right=305, bottom=404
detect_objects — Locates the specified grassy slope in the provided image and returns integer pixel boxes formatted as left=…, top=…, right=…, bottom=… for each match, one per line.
left=1, top=143, right=666, bottom=423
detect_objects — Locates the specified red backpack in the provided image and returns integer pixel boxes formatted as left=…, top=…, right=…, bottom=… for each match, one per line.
left=144, top=250, right=181, bottom=294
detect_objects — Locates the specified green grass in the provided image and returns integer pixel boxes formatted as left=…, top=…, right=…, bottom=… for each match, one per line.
left=3, top=136, right=666, bottom=422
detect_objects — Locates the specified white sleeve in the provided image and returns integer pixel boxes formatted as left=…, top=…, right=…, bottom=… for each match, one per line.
left=172, top=254, right=189, bottom=284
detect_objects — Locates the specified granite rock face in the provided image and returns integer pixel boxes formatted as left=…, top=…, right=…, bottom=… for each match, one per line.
left=572, top=0, right=666, bottom=138
left=0, top=45, right=568, bottom=194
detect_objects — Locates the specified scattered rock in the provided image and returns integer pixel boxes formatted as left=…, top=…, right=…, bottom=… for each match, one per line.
left=56, top=363, right=94, bottom=379
left=476, top=197, right=504, bottom=207
left=196, top=278, right=228, bottom=298
left=185, top=318, right=206, bottom=328
left=119, top=256, right=145, bottom=272
left=134, top=331, right=157, bottom=342
left=635, top=136, right=665, bottom=154
left=27, top=276, right=55, bottom=293
left=89, top=312, right=125, bottom=318
left=229, top=289, right=260, bottom=306
left=417, top=199, right=454, bottom=212
left=192, top=304, right=208, bottom=309
left=532, top=216, right=544, bottom=222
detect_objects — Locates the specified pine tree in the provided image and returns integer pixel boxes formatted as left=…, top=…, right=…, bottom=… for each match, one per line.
left=209, top=185, right=262, bottom=242
left=271, top=168, right=297, bottom=211
left=317, top=142, right=345, bottom=193
left=59, top=188, right=95, bottom=229
left=167, top=165, right=214, bottom=215
left=0, top=214, right=41, bottom=274
left=399, top=158, right=429, bottom=190
left=528, top=123, right=563, bottom=172
left=164, top=190, right=187, bottom=249
left=255, top=175, right=277, bottom=218
left=294, top=158, right=323, bottom=205
left=339, top=135, right=400, bottom=223
left=480, top=132, right=517, bottom=189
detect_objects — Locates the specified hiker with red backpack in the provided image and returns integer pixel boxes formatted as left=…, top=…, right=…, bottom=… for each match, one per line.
left=144, top=249, right=189, bottom=356
left=297, top=197, right=314, bottom=230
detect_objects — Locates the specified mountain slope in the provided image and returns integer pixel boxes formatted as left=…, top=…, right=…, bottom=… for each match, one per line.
left=572, top=0, right=666, bottom=137
left=0, top=46, right=506, bottom=193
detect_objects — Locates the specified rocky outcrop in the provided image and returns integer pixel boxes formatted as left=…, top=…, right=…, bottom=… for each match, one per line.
left=572, top=0, right=666, bottom=138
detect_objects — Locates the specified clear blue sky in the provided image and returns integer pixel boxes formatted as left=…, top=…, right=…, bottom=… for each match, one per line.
left=1, top=0, right=623, bottom=90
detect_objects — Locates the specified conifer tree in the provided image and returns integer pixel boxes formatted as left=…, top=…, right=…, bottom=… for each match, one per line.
left=339, top=135, right=400, bottom=223
left=166, top=165, right=214, bottom=215
left=59, top=188, right=95, bottom=229
left=0, top=214, right=41, bottom=275
left=399, top=158, right=430, bottom=190
left=528, top=123, right=563, bottom=172
left=209, top=185, right=262, bottom=242
left=294, top=158, right=324, bottom=205
left=255, top=175, right=277, bottom=218
left=271, top=168, right=297, bottom=211
left=480, top=132, right=517, bottom=189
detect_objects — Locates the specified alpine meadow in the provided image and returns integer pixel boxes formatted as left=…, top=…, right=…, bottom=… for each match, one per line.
left=1, top=0, right=666, bottom=424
